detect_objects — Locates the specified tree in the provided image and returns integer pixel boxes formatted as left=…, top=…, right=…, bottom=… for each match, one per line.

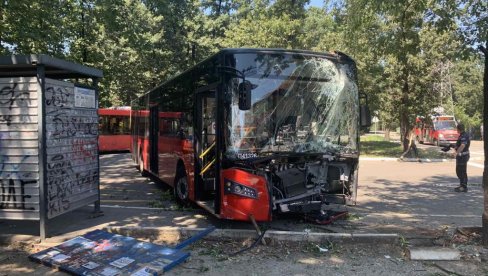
left=1, top=0, right=72, bottom=56
left=451, top=57, right=484, bottom=132
left=456, top=0, right=488, bottom=245
left=343, top=0, right=468, bottom=149
left=433, top=0, right=488, bottom=245
left=223, top=0, right=306, bottom=49
left=85, top=0, right=164, bottom=106
left=298, top=6, right=342, bottom=52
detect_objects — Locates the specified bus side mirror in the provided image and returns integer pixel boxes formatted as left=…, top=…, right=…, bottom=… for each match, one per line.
left=238, top=81, right=252, bottom=110
left=359, top=92, right=372, bottom=128
left=360, top=105, right=372, bottom=128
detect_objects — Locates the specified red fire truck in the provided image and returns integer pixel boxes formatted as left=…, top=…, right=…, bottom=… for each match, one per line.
left=130, top=49, right=371, bottom=222
left=414, top=115, right=459, bottom=147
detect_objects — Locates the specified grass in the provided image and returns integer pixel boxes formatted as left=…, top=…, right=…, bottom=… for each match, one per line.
left=346, top=213, right=362, bottom=221
left=360, top=134, right=453, bottom=159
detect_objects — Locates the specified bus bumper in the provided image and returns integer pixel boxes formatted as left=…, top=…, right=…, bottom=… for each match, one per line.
left=220, top=168, right=272, bottom=222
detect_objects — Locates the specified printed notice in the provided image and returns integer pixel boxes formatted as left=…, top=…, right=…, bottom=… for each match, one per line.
left=74, top=86, right=96, bottom=108
left=46, top=250, right=60, bottom=257
left=51, top=254, right=70, bottom=262
left=131, top=267, right=156, bottom=276
left=100, top=267, right=120, bottom=276
left=110, top=257, right=135, bottom=268
left=82, top=261, right=100, bottom=269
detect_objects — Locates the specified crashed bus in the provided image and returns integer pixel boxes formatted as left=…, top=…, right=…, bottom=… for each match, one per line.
left=131, top=48, right=371, bottom=222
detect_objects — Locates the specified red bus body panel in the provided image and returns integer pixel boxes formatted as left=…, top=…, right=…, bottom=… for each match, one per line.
left=99, top=134, right=131, bottom=152
left=220, top=168, right=271, bottom=222
left=98, top=108, right=131, bottom=152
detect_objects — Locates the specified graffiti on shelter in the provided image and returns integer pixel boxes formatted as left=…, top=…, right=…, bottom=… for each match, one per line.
left=45, top=80, right=99, bottom=218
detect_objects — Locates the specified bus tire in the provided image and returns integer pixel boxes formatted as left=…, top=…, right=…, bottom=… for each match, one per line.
left=174, top=172, right=190, bottom=206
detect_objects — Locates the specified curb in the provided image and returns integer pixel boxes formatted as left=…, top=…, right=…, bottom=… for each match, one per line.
left=105, top=226, right=399, bottom=245
left=360, top=157, right=451, bottom=162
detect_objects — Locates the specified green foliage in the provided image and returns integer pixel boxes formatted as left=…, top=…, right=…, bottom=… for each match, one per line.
left=1, top=0, right=72, bottom=56
left=223, top=0, right=305, bottom=49
left=451, top=56, right=484, bottom=131
left=0, top=0, right=484, bottom=117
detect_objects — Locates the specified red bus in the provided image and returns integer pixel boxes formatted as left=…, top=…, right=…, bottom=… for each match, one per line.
left=414, top=115, right=459, bottom=147
left=99, top=108, right=131, bottom=152
left=131, top=48, right=371, bottom=222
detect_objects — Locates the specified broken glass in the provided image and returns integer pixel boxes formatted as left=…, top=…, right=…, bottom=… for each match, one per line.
left=225, top=53, right=359, bottom=160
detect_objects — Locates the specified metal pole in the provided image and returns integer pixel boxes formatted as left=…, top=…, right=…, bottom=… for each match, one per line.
left=36, top=64, right=48, bottom=240
left=93, top=78, right=101, bottom=214
left=480, top=43, right=488, bottom=246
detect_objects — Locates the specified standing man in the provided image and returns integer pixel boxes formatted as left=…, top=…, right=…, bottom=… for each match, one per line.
left=454, top=123, right=470, bottom=192
left=400, top=129, right=420, bottom=162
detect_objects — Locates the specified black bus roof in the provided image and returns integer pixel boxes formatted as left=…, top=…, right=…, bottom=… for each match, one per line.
left=134, top=48, right=356, bottom=102
left=220, top=48, right=354, bottom=61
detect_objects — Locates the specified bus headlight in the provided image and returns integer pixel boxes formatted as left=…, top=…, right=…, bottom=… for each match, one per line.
left=224, top=179, right=258, bottom=199
left=438, top=134, right=444, bottom=138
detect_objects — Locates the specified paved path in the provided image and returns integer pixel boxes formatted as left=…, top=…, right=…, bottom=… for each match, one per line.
left=0, top=147, right=485, bottom=240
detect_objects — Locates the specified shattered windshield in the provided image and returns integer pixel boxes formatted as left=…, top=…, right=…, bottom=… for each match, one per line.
left=225, top=53, right=359, bottom=159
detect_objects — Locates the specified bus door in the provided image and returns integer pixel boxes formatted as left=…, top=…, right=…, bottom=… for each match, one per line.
left=195, top=86, right=218, bottom=213
left=149, top=105, right=159, bottom=174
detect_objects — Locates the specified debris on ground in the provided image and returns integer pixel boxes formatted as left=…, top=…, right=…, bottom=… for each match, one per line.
left=304, top=210, right=349, bottom=225
left=29, top=227, right=214, bottom=275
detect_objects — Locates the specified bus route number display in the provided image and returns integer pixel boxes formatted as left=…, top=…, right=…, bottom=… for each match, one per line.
left=237, top=152, right=258, bottom=159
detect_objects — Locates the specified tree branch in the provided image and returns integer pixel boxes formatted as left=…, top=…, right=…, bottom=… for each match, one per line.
left=479, top=44, right=487, bottom=56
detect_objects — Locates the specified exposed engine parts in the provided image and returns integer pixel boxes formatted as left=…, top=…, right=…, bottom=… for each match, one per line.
left=263, top=156, right=355, bottom=213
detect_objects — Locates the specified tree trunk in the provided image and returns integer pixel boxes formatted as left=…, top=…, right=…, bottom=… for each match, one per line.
left=401, top=80, right=410, bottom=151
left=480, top=42, right=488, bottom=246
left=384, top=128, right=390, bottom=141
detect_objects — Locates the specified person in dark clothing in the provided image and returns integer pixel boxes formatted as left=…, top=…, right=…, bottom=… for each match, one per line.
left=453, top=123, right=470, bottom=192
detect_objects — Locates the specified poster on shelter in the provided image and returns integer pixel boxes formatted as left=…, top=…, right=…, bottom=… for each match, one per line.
left=75, top=86, right=96, bottom=108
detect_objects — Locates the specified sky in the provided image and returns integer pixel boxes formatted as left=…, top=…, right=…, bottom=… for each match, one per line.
left=308, top=0, right=325, bottom=7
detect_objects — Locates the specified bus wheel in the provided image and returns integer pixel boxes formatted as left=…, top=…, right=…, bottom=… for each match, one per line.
left=174, top=173, right=190, bottom=206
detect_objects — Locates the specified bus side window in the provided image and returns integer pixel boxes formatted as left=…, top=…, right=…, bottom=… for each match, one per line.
left=180, top=113, right=193, bottom=140
left=160, top=118, right=180, bottom=136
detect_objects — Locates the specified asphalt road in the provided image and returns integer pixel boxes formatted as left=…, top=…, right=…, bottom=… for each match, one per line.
left=1, top=144, right=486, bottom=276
left=94, top=142, right=485, bottom=235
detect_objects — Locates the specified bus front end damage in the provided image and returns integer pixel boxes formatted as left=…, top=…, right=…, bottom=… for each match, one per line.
left=222, top=51, right=363, bottom=221
left=268, top=154, right=358, bottom=213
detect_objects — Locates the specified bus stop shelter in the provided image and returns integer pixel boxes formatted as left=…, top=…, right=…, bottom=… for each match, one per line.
left=0, top=55, right=103, bottom=239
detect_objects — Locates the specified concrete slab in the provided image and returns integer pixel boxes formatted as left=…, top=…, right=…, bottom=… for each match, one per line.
left=408, top=247, right=461, bottom=261
left=1, top=150, right=483, bottom=248
left=106, top=226, right=399, bottom=244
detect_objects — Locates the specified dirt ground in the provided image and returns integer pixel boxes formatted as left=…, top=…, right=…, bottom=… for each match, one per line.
left=1, top=235, right=488, bottom=276
left=1, top=148, right=487, bottom=275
